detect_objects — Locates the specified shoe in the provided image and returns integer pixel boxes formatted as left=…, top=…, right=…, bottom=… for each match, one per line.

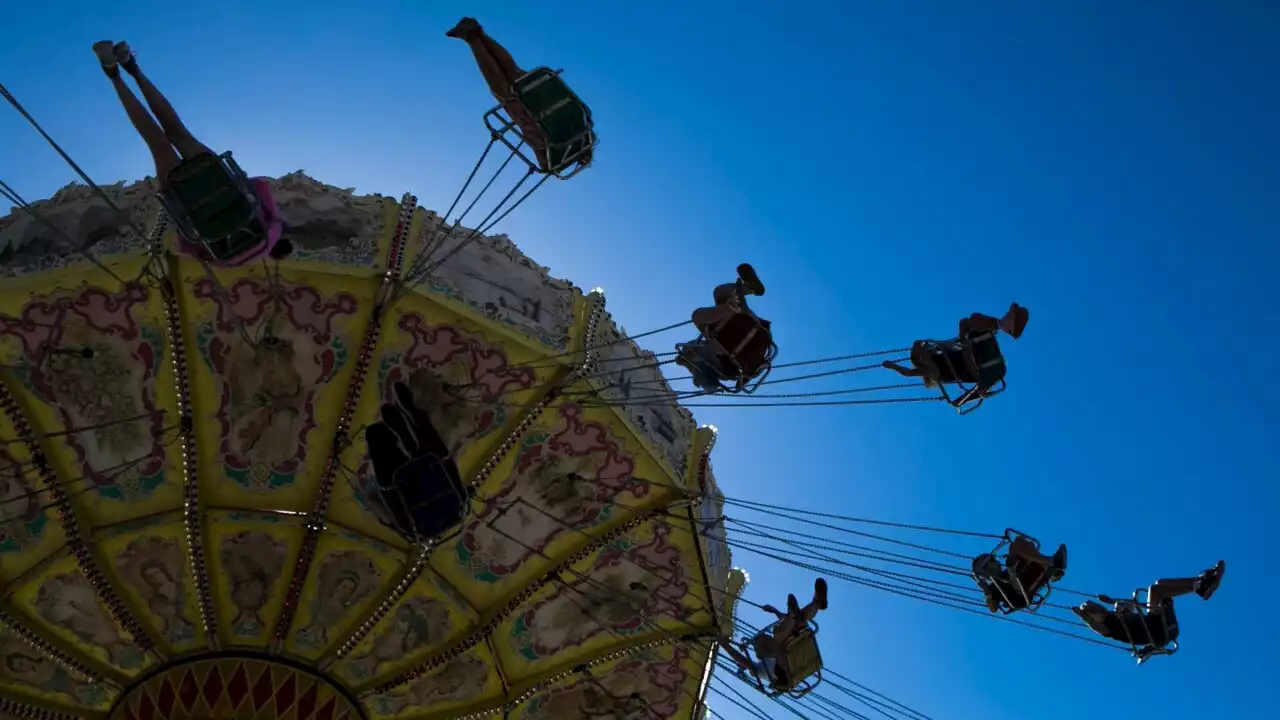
left=786, top=593, right=800, bottom=616
left=112, top=41, right=138, bottom=74
left=92, top=41, right=119, bottom=75
left=736, top=263, right=765, bottom=296
left=1195, top=561, right=1225, bottom=600
left=1052, top=544, right=1068, bottom=573
left=1004, top=302, right=1029, bottom=339
left=813, top=578, right=828, bottom=610
left=446, top=17, right=481, bottom=39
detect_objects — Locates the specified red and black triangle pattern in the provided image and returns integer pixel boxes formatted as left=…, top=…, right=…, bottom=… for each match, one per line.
left=109, top=656, right=362, bottom=720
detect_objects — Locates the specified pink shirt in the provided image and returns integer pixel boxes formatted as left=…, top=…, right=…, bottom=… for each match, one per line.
left=175, top=177, right=283, bottom=266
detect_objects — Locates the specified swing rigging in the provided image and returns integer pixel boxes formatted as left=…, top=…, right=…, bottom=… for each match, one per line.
left=399, top=19, right=597, bottom=292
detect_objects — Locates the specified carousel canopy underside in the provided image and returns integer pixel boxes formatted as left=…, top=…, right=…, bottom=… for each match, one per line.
left=0, top=174, right=737, bottom=720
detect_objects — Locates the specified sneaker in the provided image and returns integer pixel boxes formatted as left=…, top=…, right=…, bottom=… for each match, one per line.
left=111, top=41, right=138, bottom=74
left=736, top=263, right=765, bottom=296
left=1195, top=561, right=1226, bottom=600
left=92, top=41, right=119, bottom=73
left=813, top=578, right=828, bottom=610
left=786, top=593, right=800, bottom=616
left=446, top=17, right=481, bottom=39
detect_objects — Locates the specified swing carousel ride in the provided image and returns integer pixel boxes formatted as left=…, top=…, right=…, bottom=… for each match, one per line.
left=0, top=34, right=1223, bottom=720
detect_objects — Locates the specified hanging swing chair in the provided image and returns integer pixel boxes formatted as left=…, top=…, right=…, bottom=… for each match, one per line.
left=677, top=312, right=778, bottom=395
left=918, top=328, right=1008, bottom=414
left=975, top=529, right=1058, bottom=614
left=157, top=151, right=268, bottom=265
left=739, top=619, right=824, bottom=699
left=1110, top=589, right=1181, bottom=665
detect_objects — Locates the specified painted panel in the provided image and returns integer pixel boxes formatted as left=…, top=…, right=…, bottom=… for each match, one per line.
left=95, top=517, right=205, bottom=654
left=510, top=644, right=702, bottom=720
left=0, top=410, right=66, bottom=586
left=9, top=554, right=151, bottom=676
left=284, top=529, right=406, bottom=662
left=0, top=267, right=185, bottom=530
left=365, top=645, right=501, bottom=719
left=205, top=510, right=305, bottom=648
left=495, top=515, right=713, bottom=682
left=432, top=400, right=680, bottom=608
left=178, top=256, right=370, bottom=513
left=333, top=566, right=478, bottom=690
left=0, top=626, right=114, bottom=712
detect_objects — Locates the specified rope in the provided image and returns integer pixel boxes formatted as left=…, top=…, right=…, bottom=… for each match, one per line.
left=724, top=497, right=1002, bottom=542
left=0, top=83, right=146, bottom=240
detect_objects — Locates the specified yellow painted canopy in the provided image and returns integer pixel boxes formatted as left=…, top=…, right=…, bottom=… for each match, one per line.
left=0, top=174, right=736, bottom=720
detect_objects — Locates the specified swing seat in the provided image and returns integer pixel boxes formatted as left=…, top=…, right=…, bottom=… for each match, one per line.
left=157, top=151, right=267, bottom=265
left=1114, top=593, right=1180, bottom=665
left=925, top=331, right=1008, bottom=414
left=484, top=67, right=596, bottom=178
left=744, top=621, right=823, bottom=698
left=372, top=452, right=470, bottom=543
left=677, top=313, right=776, bottom=394
left=979, top=529, right=1056, bottom=614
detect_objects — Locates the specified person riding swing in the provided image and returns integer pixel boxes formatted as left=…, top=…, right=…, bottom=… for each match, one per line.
left=972, top=532, right=1067, bottom=614
left=883, top=302, right=1029, bottom=412
left=93, top=41, right=289, bottom=266
left=447, top=17, right=595, bottom=177
left=676, top=263, right=776, bottom=394
left=1072, top=561, right=1224, bottom=664
left=717, top=579, right=828, bottom=695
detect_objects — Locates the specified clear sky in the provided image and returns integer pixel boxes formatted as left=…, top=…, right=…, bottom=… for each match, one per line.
left=3, top=1, right=1278, bottom=718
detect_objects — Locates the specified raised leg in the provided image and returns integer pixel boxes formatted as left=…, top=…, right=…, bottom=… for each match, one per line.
left=774, top=579, right=827, bottom=642
left=692, top=304, right=738, bottom=335
left=117, top=44, right=214, bottom=160
left=1147, top=577, right=1200, bottom=606
left=98, top=57, right=182, bottom=185
left=450, top=20, right=525, bottom=100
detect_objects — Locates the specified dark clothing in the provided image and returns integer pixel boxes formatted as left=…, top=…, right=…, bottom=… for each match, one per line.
left=1102, top=600, right=1180, bottom=647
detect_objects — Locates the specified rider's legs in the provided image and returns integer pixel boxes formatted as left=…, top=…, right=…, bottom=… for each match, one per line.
left=1148, top=561, right=1224, bottom=607
left=448, top=19, right=523, bottom=98
left=775, top=579, right=827, bottom=643
left=115, top=44, right=215, bottom=162
left=1008, top=536, right=1067, bottom=575
left=94, top=43, right=181, bottom=185
left=960, top=303, right=1029, bottom=340
left=692, top=304, right=738, bottom=336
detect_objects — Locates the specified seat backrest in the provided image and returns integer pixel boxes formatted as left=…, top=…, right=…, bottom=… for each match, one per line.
left=709, top=314, right=773, bottom=377
left=778, top=627, right=823, bottom=689
left=164, top=153, right=264, bottom=259
left=513, top=68, right=594, bottom=170
left=965, top=331, right=1007, bottom=389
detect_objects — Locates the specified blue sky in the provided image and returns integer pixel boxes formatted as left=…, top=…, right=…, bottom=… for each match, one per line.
left=3, top=1, right=1278, bottom=718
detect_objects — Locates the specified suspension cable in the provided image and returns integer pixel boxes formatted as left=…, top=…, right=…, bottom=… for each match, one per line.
left=0, top=83, right=146, bottom=240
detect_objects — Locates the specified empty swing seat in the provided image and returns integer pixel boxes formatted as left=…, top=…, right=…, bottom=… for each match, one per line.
left=158, top=151, right=266, bottom=263
left=487, top=67, right=596, bottom=177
